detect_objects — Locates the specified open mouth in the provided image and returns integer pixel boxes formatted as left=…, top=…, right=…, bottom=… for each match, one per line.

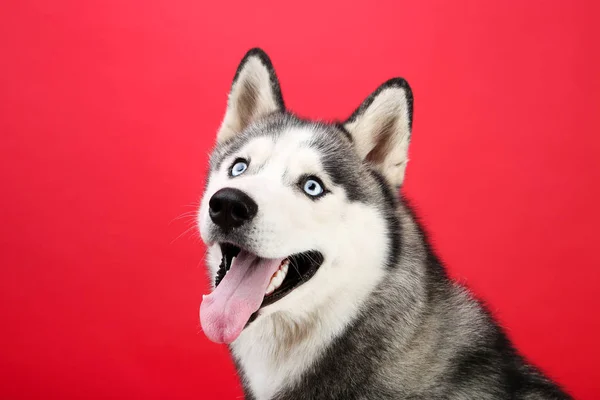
left=199, top=242, right=323, bottom=344
left=216, top=243, right=323, bottom=309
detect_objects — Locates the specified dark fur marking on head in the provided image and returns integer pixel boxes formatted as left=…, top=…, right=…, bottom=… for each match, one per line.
left=309, top=125, right=367, bottom=203
left=209, top=112, right=288, bottom=171
left=211, top=112, right=369, bottom=203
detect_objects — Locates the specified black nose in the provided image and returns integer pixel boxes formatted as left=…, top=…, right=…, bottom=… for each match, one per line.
left=209, top=188, right=258, bottom=231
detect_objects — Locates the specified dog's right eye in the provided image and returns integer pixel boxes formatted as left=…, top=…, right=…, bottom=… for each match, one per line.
left=230, top=159, right=248, bottom=177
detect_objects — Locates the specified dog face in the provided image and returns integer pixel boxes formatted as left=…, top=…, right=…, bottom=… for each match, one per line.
left=198, top=49, right=413, bottom=344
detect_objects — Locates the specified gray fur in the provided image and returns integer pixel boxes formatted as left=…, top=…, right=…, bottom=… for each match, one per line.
left=210, top=113, right=570, bottom=399
left=265, top=199, right=569, bottom=399
left=200, top=48, right=571, bottom=400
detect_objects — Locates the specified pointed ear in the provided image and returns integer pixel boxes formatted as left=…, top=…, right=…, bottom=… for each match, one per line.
left=216, top=48, right=285, bottom=143
left=343, top=78, right=414, bottom=188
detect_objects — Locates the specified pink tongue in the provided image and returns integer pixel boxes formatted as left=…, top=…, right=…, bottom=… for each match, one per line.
left=200, top=250, right=284, bottom=344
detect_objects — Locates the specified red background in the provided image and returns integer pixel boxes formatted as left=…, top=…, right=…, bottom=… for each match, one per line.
left=1, top=0, right=599, bottom=398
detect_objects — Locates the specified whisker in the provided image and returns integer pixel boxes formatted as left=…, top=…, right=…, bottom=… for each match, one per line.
left=290, top=259, right=305, bottom=282
left=169, top=211, right=199, bottom=226
left=170, top=225, right=198, bottom=244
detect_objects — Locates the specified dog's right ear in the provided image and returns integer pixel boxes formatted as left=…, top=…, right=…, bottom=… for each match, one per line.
left=343, top=78, right=414, bottom=189
left=216, top=48, right=285, bottom=144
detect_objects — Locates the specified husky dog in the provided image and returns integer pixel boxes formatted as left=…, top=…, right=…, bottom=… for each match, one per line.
left=197, top=48, right=570, bottom=399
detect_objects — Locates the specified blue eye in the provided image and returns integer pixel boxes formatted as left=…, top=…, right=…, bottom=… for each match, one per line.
left=231, top=159, right=248, bottom=177
left=303, top=177, right=324, bottom=197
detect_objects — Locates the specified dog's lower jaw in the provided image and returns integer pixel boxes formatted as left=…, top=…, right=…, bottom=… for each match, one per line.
left=229, top=266, right=386, bottom=400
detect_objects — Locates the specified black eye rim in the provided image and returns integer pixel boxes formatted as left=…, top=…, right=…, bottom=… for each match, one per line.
left=229, top=157, right=249, bottom=177
left=298, top=174, right=328, bottom=199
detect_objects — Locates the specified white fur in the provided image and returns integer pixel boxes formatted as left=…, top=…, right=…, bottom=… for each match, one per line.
left=198, top=127, right=390, bottom=399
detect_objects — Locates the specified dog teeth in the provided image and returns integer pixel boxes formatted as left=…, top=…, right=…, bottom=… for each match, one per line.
left=265, top=283, right=276, bottom=296
left=265, top=260, right=290, bottom=296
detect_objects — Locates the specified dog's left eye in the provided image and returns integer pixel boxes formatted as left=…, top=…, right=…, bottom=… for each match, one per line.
left=302, top=177, right=325, bottom=197
left=230, top=159, right=248, bottom=177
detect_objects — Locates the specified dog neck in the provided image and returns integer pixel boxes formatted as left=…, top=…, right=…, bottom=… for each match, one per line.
left=229, top=264, right=386, bottom=400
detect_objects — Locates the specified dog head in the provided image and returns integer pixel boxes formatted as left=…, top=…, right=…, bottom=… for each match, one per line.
left=198, top=49, right=413, bottom=344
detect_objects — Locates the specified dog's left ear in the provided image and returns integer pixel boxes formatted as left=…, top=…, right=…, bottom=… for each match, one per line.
left=216, top=48, right=285, bottom=144
left=343, top=78, right=413, bottom=188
